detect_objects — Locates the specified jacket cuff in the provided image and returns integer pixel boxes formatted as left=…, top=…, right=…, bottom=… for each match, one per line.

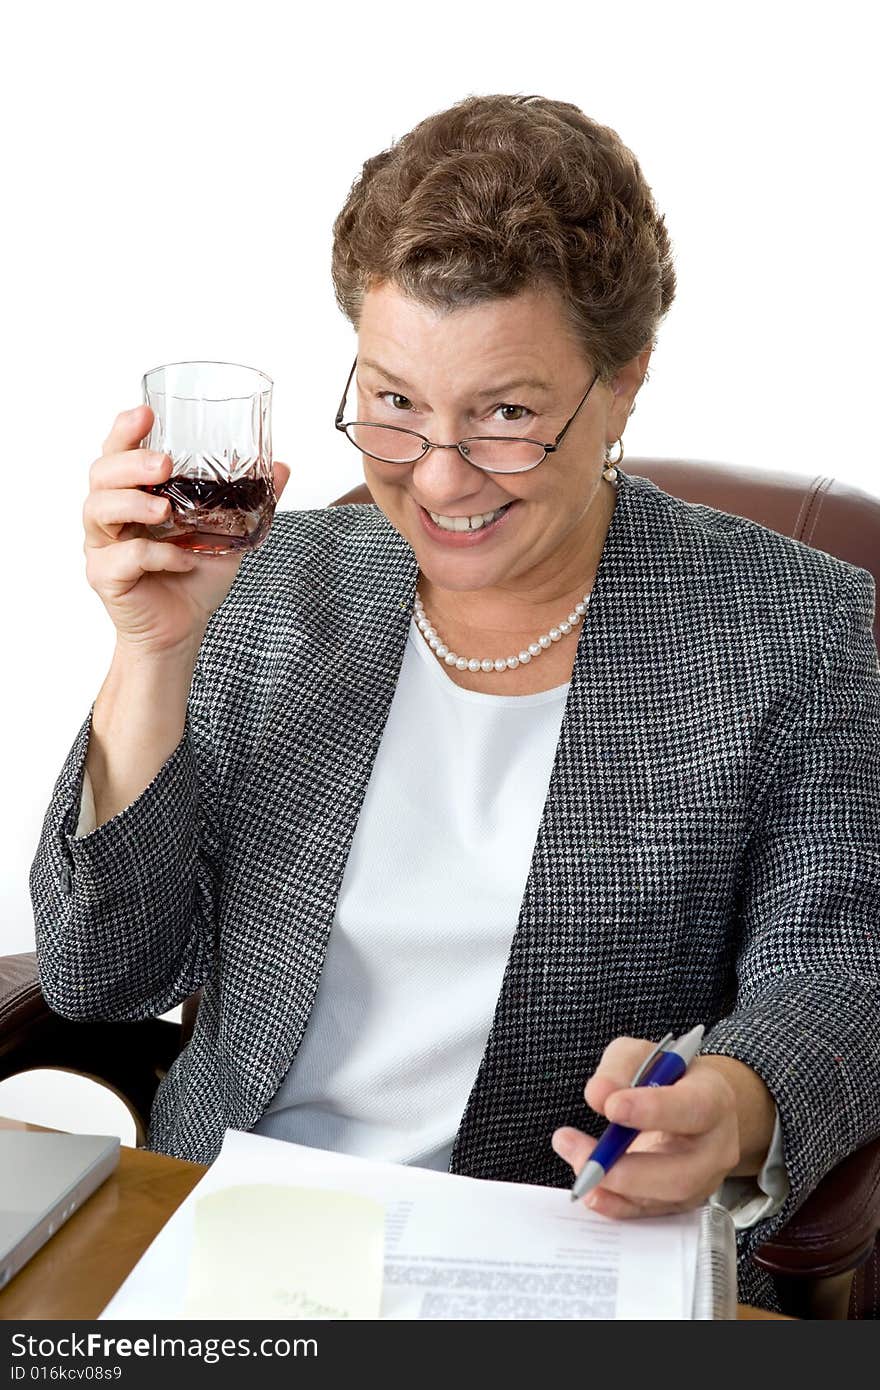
left=710, top=1105, right=789, bottom=1229
left=700, top=977, right=879, bottom=1259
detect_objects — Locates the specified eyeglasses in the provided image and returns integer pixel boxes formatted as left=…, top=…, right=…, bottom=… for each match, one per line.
left=334, top=355, right=600, bottom=475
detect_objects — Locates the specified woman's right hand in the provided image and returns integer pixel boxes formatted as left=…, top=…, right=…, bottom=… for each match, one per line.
left=84, top=404, right=291, bottom=658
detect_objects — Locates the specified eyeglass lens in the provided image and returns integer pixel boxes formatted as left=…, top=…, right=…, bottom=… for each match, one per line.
left=344, top=423, right=545, bottom=472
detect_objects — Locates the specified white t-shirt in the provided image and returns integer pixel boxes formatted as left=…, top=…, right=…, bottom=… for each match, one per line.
left=75, top=615, right=787, bottom=1226
left=251, top=615, right=574, bottom=1166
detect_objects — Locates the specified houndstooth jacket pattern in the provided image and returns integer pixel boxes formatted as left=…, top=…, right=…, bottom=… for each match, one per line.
left=30, top=467, right=880, bottom=1313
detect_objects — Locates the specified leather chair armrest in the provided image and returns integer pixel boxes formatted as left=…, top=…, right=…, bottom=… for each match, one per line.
left=0, top=952, right=53, bottom=1060
left=753, top=1136, right=880, bottom=1317
left=0, top=951, right=182, bottom=1145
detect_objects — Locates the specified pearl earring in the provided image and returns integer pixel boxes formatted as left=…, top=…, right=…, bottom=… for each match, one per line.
left=603, top=437, right=624, bottom=484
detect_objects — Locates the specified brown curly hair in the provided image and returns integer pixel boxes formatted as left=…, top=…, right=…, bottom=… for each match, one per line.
left=331, top=93, right=676, bottom=385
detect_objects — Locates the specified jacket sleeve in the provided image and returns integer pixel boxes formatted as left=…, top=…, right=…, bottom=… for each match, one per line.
left=701, top=564, right=880, bottom=1259
left=29, top=657, right=222, bottom=1022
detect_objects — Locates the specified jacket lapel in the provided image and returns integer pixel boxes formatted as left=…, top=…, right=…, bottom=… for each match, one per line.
left=445, top=468, right=656, bottom=1180
left=226, top=504, right=420, bottom=1123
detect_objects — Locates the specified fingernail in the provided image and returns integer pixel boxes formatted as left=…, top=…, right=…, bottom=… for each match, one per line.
left=150, top=453, right=167, bottom=471
left=127, top=406, right=143, bottom=418
left=585, top=1193, right=599, bottom=1208
left=608, top=1099, right=632, bottom=1123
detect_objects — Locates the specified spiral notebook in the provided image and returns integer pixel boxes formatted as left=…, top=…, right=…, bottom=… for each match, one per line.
left=100, top=1129, right=738, bottom=1320
left=693, top=1204, right=738, bottom=1319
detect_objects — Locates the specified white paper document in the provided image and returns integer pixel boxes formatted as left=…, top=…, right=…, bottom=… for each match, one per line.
left=100, top=1129, right=702, bottom=1320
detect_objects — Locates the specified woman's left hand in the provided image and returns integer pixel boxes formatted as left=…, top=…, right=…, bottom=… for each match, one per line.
left=551, top=1036, right=742, bottom=1217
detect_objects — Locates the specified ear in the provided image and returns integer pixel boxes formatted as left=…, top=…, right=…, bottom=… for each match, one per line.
left=606, top=343, right=653, bottom=444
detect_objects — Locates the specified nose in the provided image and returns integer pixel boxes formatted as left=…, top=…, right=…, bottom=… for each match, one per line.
left=407, top=450, right=511, bottom=518
left=409, top=440, right=484, bottom=496
left=408, top=439, right=497, bottom=505
left=411, top=444, right=481, bottom=489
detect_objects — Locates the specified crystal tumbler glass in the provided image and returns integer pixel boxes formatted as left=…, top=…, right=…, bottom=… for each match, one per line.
left=139, top=360, right=275, bottom=555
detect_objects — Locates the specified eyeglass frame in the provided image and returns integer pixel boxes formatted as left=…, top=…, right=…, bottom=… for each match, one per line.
left=334, top=355, right=601, bottom=475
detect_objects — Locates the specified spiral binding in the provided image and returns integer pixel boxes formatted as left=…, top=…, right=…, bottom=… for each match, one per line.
left=692, top=1205, right=737, bottom=1319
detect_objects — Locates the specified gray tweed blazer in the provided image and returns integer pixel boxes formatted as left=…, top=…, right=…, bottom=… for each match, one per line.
left=30, top=467, right=880, bottom=1312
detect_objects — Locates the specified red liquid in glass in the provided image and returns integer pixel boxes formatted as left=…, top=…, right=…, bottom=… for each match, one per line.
left=141, top=475, right=275, bottom=554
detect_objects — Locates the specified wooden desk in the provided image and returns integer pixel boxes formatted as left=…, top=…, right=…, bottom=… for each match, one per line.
left=0, top=1116, right=787, bottom=1320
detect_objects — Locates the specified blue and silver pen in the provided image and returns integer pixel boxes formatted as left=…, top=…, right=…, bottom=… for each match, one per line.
left=570, top=1024, right=705, bottom=1202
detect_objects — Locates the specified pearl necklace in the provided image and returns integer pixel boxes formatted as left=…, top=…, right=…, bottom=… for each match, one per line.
left=413, top=588, right=592, bottom=673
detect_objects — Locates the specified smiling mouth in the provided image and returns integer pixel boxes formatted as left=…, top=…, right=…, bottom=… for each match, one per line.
left=419, top=501, right=514, bottom=532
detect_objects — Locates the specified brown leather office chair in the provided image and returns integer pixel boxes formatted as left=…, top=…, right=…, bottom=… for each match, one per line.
left=4, top=457, right=879, bottom=1318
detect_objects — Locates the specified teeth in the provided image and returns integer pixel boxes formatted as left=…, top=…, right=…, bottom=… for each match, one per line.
left=428, top=504, right=509, bottom=532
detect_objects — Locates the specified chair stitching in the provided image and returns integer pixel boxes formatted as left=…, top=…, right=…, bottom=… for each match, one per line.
left=802, top=477, right=834, bottom=546
left=791, top=476, right=824, bottom=542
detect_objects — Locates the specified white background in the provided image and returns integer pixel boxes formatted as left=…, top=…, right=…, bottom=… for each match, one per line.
left=2, top=0, right=877, bottom=1141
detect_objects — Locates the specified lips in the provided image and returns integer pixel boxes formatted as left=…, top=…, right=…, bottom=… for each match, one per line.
left=417, top=499, right=519, bottom=546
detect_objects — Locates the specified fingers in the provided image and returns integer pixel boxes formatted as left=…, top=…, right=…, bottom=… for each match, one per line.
left=88, top=408, right=173, bottom=549
left=100, top=404, right=153, bottom=458
left=84, top=487, right=172, bottom=547
left=556, top=1132, right=694, bottom=1219
left=551, top=1128, right=684, bottom=1216
left=578, top=1189, right=686, bottom=1220
left=584, top=1036, right=656, bottom=1118
left=585, top=1145, right=724, bottom=1206
left=552, top=1124, right=728, bottom=1215
left=273, top=460, right=291, bottom=498
left=86, top=536, right=198, bottom=592
left=551, top=1126, right=598, bottom=1175
left=91, top=404, right=172, bottom=501
left=89, top=447, right=171, bottom=498
left=604, top=1063, right=732, bottom=1136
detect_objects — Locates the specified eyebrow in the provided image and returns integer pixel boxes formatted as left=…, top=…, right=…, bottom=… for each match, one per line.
left=359, top=357, right=553, bottom=399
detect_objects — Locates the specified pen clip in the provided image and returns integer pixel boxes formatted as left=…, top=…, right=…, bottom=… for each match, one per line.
left=629, top=1031, right=675, bottom=1086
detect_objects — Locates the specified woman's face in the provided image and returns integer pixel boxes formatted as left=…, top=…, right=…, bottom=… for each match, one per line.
left=355, top=279, right=647, bottom=604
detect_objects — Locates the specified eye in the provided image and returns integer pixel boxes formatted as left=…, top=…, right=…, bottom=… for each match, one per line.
left=495, top=403, right=533, bottom=424
left=374, top=392, right=535, bottom=425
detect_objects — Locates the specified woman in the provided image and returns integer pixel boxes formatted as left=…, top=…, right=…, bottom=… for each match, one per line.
left=30, top=94, right=880, bottom=1314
